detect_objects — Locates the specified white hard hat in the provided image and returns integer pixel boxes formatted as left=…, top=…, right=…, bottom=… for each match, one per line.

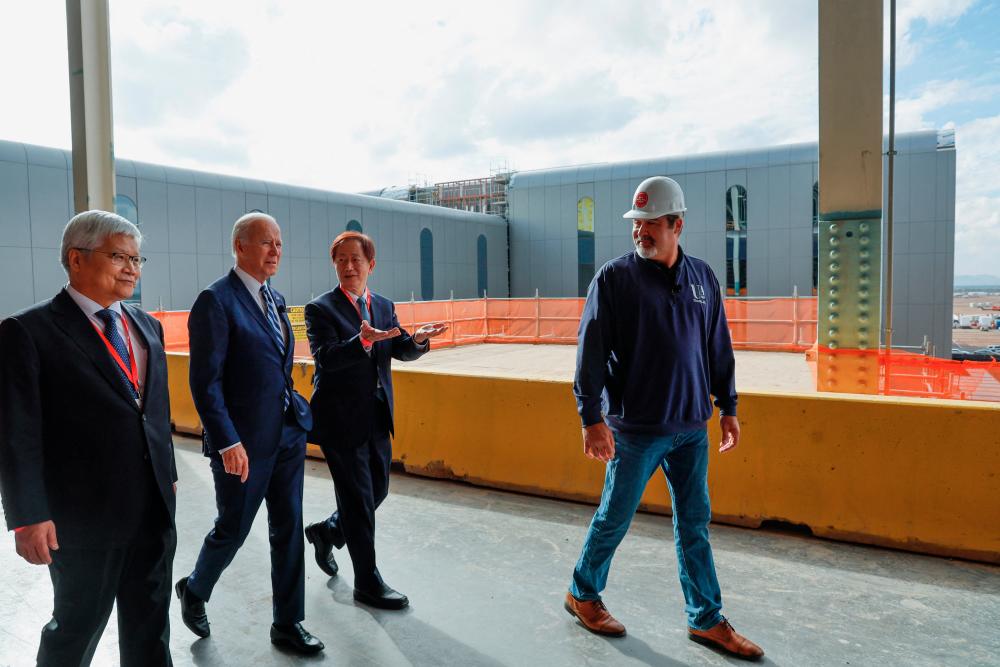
left=622, top=176, right=687, bottom=219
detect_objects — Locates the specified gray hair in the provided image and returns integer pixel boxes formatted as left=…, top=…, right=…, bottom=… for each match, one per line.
left=231, top=211, right=278, bottom=258
left=60, top=210, right=142, bottom=272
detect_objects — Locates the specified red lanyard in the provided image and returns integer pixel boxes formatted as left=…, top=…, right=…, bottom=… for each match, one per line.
left=91, top=312, right=140, bottom=396
left=340, top=286, right=371, bottom=319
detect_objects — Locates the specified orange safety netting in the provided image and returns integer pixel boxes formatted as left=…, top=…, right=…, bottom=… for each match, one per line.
left=152, top=298, right=1000, bottom=403
left=808, top=346, right=1000, bottom=402
left=394, top=298, right=585, bottom=348
left=151, top=310, right=192, bottom=353
left=724, top=298, right=817, bottom=352
left=153, top=297, right=818, bottom=353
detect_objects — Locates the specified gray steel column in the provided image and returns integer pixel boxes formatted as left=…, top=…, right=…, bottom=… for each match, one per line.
left=817, top=0, right=883, bottom=394
left=66, top=0, right=116, bottom=214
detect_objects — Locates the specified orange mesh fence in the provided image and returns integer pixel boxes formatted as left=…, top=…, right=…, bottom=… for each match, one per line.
left=808, top=347, right=1000, bottom=402
left=149, top=310, right=191, bottom=353
left=152, top=297, right=816, bottom=353
left=152, top=298, right=1000, bottom=402
left=396, top=298, right=585, bottom=347
left=724, top=298, right=817, bottom=352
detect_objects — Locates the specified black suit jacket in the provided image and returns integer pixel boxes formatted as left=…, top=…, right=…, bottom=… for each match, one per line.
left=0, top=289, right=177, bottom=548
left=306, top=287, right=427, bottom=448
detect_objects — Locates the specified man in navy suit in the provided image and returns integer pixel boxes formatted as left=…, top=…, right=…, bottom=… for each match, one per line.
left=175, top=212, right=323, bottom=655
left=0, top=210, right=176, bottom=666
left=303, top=231, right=446, bottom=609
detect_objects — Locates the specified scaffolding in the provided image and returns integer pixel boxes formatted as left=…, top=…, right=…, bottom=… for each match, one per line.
left=434, top=164, right=510, bottom=217
left=369, top=164, right=512, bottom=218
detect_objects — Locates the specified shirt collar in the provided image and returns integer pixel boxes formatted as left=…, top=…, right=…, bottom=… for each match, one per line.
left=65, top=284, right=122, bottom=319
left=234, top=265, right=266, bottom=293
left=635, top=246, right=686, bottom=278
left=340, top=285, right=369, bottom=303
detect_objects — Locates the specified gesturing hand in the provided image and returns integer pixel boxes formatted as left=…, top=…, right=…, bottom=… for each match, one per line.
left=413, top=322, right=449, bottom=344
left=582, top=422, right=616, bottom=462
left=222, top=444, right=250, bottom=483
left=719, top=415, right=741, bottom=453
left=14, top=520, right=59, bottom=565
left=360, top=320, right=401, bottom=342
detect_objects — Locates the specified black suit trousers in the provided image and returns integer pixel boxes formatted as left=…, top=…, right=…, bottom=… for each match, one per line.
left=320, top=396, right=392, bottom=590
left=37, top=526, right=176, bottom=667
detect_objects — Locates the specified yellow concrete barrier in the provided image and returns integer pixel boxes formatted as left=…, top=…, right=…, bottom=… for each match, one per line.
left=166, top=353, right=200, bottom=435
left=390, top=369, right=1000, bottom=564
left=165, top=353, right=1000, bottom=563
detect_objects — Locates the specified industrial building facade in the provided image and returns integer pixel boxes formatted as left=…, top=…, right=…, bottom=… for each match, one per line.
left=506, top=130, right=955, bottom=353
left=0, top=140, right=508, bottom=315
left=0, top=130, right=954, bottom=352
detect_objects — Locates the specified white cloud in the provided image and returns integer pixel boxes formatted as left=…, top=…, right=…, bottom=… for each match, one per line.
left=894, top=0, right=978, bottom=66
left=890, top=78, right=1000, bottom=275
left=0, top=0, right=821, bottom=190
left=954, top=114, right=1000, bottom=275
left=1, top=0, right=994, bottom=273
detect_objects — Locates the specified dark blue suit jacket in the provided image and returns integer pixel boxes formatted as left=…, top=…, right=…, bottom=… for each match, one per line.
left=306, top=287, right=427, bottom=448
left=188, top=270, right=311, bottom=458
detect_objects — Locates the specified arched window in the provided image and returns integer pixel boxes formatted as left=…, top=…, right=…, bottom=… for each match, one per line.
left=347, top=219, right=362, bottom=232
left=577, top=196, right=595, bottom=297
left=476, top=234, right=488, bottom=297
left=812, top=182, right=819, bottom=295
left=114, top=194, right=138, bottom=225
left=725, top=185, right=748, bottom=296
left=419, top=228, right=434, bottom=300
left=115, top=194, right=141, bottom=304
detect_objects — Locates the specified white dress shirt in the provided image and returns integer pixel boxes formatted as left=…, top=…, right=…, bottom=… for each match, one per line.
left=66, top=284, right=147, bottom=407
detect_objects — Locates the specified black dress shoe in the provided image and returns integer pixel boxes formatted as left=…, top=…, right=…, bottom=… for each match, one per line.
left=304, top=522, right=339, bottom=577
left=175, top=577, right=210, bottom=638
left=353, top=581, right=409, bottom=610
left=270, top=623, right=325, bottom=655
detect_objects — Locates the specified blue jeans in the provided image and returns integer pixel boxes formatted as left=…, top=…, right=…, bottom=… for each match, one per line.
left=569, top=428, right=723, bottom=630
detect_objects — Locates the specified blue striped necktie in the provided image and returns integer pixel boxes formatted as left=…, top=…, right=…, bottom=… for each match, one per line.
left=260, top=284, right=286, bottom=354
left=96, top=309, right=140, bottom=400
left=260, top=284, right=290, bottom=410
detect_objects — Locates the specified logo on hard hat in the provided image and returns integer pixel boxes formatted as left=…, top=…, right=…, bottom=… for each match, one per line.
left=634, top=192, right=649, bottom=208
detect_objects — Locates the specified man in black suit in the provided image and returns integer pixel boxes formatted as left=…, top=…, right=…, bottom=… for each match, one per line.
left=175, top=212, right=322, bottom=655
left=304, top=231, right=447, bottom=609
left=0, top=210, right=177, bottom=666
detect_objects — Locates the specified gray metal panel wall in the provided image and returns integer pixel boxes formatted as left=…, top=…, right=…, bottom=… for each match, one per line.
left=504, top=132, right=955, bottom=357
left=15, top=147, right=507, bottom=311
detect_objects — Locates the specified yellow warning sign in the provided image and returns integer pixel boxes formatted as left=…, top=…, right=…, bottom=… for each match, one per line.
left=286, top=305, right=307, bottom=342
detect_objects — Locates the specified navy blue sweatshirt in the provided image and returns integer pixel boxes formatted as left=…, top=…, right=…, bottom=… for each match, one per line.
left=574, top=248, right=737, bottom=436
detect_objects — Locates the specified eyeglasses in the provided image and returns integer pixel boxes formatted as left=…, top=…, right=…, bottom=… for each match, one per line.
left=75, top=248, right=148, bottom=268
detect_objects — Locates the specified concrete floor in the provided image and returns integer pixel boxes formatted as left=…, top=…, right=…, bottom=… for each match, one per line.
left=404, top=344, right=818, bottom=394
left=1, top=436, right=998, bottom=667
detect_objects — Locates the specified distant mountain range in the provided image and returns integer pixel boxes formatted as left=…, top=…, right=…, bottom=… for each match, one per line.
left=955, top=274, right=1000, bottom=287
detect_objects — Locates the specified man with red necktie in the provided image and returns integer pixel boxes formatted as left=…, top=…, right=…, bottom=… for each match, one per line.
left=303, top=231, right=447, bottom=610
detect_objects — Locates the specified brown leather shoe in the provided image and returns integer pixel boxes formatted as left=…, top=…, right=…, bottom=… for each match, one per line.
left=688, top=619, right=764, bottom=660
left=563, top=592, right=626, bottom=637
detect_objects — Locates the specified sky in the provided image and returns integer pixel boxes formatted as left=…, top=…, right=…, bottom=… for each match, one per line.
left=1, top=0, right=998, bottom=276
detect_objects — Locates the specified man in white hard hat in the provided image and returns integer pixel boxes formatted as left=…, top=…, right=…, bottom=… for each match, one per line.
left=564, top=176, right=764, bottom=660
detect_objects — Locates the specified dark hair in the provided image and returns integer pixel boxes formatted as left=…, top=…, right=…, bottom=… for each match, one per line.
left=330, top=231, right=375, bottom=262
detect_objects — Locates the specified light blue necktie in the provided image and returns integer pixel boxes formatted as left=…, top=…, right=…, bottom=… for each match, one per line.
left=357, top=295, right=370, bottom=323
left=96, top=309, right=140, bottom=400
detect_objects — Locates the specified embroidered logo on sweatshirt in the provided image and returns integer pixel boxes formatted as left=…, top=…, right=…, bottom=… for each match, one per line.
left=691, top=284, right=707, bottom=304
